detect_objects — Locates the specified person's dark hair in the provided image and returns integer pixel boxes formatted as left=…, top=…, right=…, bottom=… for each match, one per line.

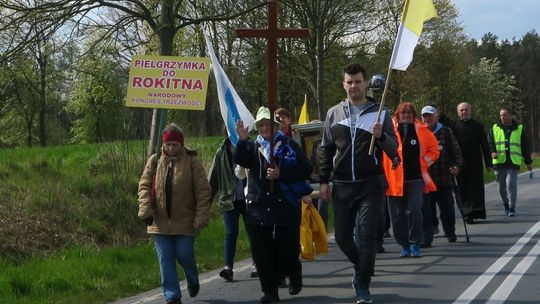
left=394, top=102, right=417, bottom=121
left=500, top=107, right=513, bottom=115
left=343, top=63, right=367, bottom=80
left=275, top=108, right=291, bottom=119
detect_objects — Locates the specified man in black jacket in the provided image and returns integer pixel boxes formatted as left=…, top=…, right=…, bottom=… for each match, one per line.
left=319, top=63, right=397, bottom=304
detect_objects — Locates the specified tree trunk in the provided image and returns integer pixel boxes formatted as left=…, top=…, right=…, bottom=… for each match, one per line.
left=147, top=0, right=176, bottom=157
left=315, top=26, right=325, bottom=120
left=38, top=44, right=47, bottom=146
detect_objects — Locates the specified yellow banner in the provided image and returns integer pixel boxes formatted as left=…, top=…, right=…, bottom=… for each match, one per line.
left=125, top=55, right=211, bottom=110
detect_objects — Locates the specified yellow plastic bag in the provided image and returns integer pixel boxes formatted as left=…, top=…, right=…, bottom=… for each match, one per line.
left=300, top=202, right=328, bottom=260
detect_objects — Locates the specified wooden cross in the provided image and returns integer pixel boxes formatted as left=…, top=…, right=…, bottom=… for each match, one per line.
left=236, top=0, right=309, bottom=171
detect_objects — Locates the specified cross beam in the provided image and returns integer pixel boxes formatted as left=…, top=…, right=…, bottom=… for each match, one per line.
left=236, top=0, right=309, bottom=172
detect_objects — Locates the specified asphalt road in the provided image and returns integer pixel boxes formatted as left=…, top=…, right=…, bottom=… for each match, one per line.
left=113, top=169, right=540, bottom=304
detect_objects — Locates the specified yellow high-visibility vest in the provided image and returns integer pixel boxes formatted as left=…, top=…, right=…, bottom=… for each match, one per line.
left=492, top=124, right=523, bottom=166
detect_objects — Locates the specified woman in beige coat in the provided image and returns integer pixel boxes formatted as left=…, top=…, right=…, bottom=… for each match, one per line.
left=138, top=123, right=211, bottom=304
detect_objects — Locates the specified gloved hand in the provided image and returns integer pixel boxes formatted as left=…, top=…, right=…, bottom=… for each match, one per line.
left=143, top=216, right=153, bottom=226
left=392, top=156, right=401, bottom=170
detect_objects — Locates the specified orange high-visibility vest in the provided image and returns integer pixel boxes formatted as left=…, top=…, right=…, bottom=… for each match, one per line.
left=382, top=119, right=440, bottom=196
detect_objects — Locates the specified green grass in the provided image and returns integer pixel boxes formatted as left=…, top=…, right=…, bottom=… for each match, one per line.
left=0, top=136, right=238, bottom=303
left=0, top=138, right=534, bottom=304
left=0, top=214, right=252, bottom=304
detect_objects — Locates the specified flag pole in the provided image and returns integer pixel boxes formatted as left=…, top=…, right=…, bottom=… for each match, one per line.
left=368, top=66, right=394, bottom=155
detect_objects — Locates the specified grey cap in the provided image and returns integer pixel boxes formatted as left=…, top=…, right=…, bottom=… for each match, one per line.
left=421, top=105, right=438, bottom=115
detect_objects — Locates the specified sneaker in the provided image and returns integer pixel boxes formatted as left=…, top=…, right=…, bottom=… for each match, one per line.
left=166, top=298, right=182, bottom=304
left=410, top=244, right=421, bottom=257
left=433, top=226, right=440, bottom=235
left=250, top=263, right=259, bottom=278
left=288, top=271, right=302, bottom=295
left=400, top=246, right=411, bottom=257
left=447, top=234, right=457, bottom=243
left=355, top=287, right=373, bottom=304
left=507, top=208, right=515, bottom=217
left=219, top=266, right=233, bottom=282
left=503, top=203, right=509, bottom=215
left=187, top=281, right=199, bottom=298
left=260, top=290, right=280, bottom=303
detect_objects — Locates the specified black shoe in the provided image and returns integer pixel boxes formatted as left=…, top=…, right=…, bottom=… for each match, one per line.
left=383, top=230, right=391, bottom=238
left=261, top=290, right=280, bottom=303
left=219, top=267, right=233, bottom=282
left=447, top=234, right=457, bottom=243
left=166, top=298, right=182, bottom=304
left=376, top=245, right=385, bottom=253
left=420, top=242, right=432, bottom=248
left=288, top=271, right=302, bottom=295
left=188, top=282, right=199, bottom=297
left=465, top=217, right=474, bottom=224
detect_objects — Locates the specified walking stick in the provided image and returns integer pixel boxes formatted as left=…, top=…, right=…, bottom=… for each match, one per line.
left=453, top=176, right=470, bottom=242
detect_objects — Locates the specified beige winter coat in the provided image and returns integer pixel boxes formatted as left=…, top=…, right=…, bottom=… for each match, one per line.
left=138, top=147, right=211, bottom=236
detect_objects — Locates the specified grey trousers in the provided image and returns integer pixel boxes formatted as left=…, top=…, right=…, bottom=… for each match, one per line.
left=495, top=167, right=519, bottom=210
left=388, top=180, right=424, bottom=246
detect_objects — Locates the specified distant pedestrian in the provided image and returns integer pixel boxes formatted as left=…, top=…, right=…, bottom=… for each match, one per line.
left=487, top=108, right=533, bottom=216
left=452, top=102, right=492, bottom=224
left=234, top=106, right=313, bottom=303
left=421, top=105, right=463, bottom=246
left=138, top=123, right=211, bottom=304
left=383, top=102, right=439, bottom=258
left=275, top=107, right=294, bottom=138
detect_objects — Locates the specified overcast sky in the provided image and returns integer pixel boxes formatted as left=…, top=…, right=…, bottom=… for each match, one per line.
left=452, top=0, right=539, bottom=41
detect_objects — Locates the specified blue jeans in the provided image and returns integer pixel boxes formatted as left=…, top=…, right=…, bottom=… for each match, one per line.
left=388, top=180, right=424, bottom=246
left=223, top=199, right=247, bottom=267
left=154, top=234, right=199, bottom=301
left=495, top=168, right=519, bottom=210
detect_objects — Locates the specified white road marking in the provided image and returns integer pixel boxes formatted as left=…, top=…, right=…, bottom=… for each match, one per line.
left=485, top=238, right=540, bottom=304
left=453, top=220, right=540, bottom=304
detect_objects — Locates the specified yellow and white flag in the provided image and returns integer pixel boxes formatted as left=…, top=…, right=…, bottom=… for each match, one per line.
left=389, top=0, right=437, bottom=71
left=298, top=94, right=310, bottom=124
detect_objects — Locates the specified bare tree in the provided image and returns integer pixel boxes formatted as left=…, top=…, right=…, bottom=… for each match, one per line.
left=284, top=0, right=381, bottom=118
left=0, top=0, right=265, bottom=152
